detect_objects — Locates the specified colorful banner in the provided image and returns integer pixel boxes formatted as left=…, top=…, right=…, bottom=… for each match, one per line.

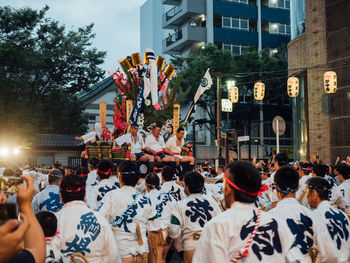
left=129, top=81, right=146, bottom=125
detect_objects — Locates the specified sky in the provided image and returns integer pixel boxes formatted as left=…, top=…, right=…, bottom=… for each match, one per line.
left=1, top=0, right=147, bottom=75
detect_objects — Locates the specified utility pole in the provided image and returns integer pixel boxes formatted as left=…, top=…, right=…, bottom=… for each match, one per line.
left=216, top=74, right=222, bottom=165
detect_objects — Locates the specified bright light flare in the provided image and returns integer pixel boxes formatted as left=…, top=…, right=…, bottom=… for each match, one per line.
left=12, top=148, right=20, bottom=155
left=0, top=147, right=9, bottom=156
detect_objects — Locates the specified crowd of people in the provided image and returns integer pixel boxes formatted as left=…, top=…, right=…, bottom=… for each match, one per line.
left=0, top=151, right=349, bottom=263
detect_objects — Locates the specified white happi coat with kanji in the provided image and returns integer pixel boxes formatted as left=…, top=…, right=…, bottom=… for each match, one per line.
left=97, top=186, right=156, bottom=258
left=269, top=197, right=325, bottom=262
left=313, top=201, right=350, bottom=263
left=52, top=200, right=121, bottom=263
left=32, top=185, right=63, bottom=214
left=338, top=179, right=350, bottom=217
left=159, top=181, right=186, bottom=202
left=146, top=188, right=176, bottom=232
left=86, top=178, right=119, bottom=210
left=192, top=202, right=302, bottom=263
left=168, top=193, right=222, bottom=251
left=45, top=238, right=67, bottom=263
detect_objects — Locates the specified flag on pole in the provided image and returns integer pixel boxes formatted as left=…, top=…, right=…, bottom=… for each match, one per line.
left=183, top=68, right=212, bottom=126
left=194, top=68, right=213, bottom=103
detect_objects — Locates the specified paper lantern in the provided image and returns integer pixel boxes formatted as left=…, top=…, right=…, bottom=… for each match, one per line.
left=254, top=82, right=265, bottom=101
left=131, top=53, right=142, bottom=67
left=163, top=64, right=176, bottom=80
left=287, top=77, right=299, bottom=97
left=228, top=86, right=239, bottom=103
left=324, top=71, right=337, bottom=94
left=156, top=56, right=166, bottom=71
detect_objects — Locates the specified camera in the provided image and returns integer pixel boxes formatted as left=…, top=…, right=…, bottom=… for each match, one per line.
left=0, top=203, right=18, bottom=226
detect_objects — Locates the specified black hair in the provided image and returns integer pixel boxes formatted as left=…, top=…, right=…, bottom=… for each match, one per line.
left=36, top=211, right=57, bottom=237
left=145, top=173, right=160, bottom=190
left=226, top=161, right=261, bottom=203
left=60, top=175, right=86, bottom=204
left=3, top=168, right=14, bottom=177
left=306, top=177, right=330, bottom=201
left=176, top=127, right=184, bottom=133
left=88, top=158, right=99, bottom=168
left=274, top=166, right=299, bottom=194
left=210, top=169, right=217, bottom=177
left=48, top=169, right=63, bottom=185
left=75, top=167, right=89, bottom=181
left=53, top=162, right=61, bottom=169
left=98, top=160, right=114, bottom=180
left=275, top=152, right=288, bottom=167
left=118, top=161, right=139, bottom=186
left=336, top=164, right=350, bottom=179
left=312, top=164, right=328, bottom=178
left=152, top=125, right=160, bottom=130
left=162, top=166, right=175, bottom=182
left=184, top=171, right=204, bottom=194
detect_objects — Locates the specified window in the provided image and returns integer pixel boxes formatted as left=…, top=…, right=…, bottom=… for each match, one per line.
left=222, top=43, right=249, bottom=55
left=221, top=16, right=249, bottom=31
left=88, top=115, right=96, bottom=121
left=268, top=0, right=289, bottom=9
left=240, top=19, right=249, bottom=30
left=269, top=22, right=290, bottom=35
left=226, top=0, right=248, bottom=4
left=223, top=16, right=231, bottom=28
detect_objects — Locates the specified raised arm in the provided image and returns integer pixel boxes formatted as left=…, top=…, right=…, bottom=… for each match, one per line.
left=17, top=176, right=46, bottom=263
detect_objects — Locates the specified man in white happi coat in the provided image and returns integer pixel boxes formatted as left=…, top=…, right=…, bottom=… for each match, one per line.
left=335, top=164, right=350, bottom=217
left=51, top=174, right=121, bottom=263
left=86, top=158, right=99, bottom=191
left=269, top=166, right=326, bottom=263
left=97, top=161, right=157, bottom=263
left=168, top=171, right=222, bottom=263
left=159, top=166, right=186, bottom=202
left=114, top=124, right=154, bottom=162
left=165, top=127, right=195, bottom=167
left=36, top=211, right=67, bottom=263
left=145, top=173, right=176, bottom=263
left=86, top=160, right=119, bottom=210
left=144, top=125, right=176, bottom=163
left=32, top=169, right=63, bottom=214
left=269, top=152, right=289, bottom=208
left=306, top=176, right=350, bottom=262
left=193, top=161, right=301, bottom=263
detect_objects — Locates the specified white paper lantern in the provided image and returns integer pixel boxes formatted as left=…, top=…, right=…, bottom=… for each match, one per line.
left=254, top=82, right=265, bottom=101
left=324, top=71, right=337, bottom=94
left=228, top=86, right=239, bottom=103
left=287, top=77, right=299, bottom=97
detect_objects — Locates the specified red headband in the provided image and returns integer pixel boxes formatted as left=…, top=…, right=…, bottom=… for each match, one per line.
left=98, top=169, right=111, bottom=176
left=63, top=185, right=86, bottom=193
left=79, top=173, right=88, bottom=177
left=224, top=172, right=268, bottom=197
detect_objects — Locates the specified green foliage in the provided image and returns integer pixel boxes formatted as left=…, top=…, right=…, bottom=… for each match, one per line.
left=0, top=5, right=106, bottom=140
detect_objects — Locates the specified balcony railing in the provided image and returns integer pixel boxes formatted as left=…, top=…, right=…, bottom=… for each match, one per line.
left=165, top=29, right=183, bottom=47
left=165, top=4, right=183, bottom=21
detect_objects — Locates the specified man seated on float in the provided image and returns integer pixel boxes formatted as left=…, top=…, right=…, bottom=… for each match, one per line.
left=75, top=122, right=104, bottom=165
left=165, top=128, right=195, bottom=167
left=113, top=124, right=154, bottom=162
left=144, top=125, right=176, bottom=163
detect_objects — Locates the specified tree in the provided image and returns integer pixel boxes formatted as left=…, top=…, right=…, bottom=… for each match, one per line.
left=0, top=5, right=106, bottom=142
left=170, top=44, right=289, bottom=133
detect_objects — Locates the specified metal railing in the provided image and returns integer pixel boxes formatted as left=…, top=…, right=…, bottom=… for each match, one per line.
left=165, top=4, right=183, bottom=21
left=165, top=29, right=183, bottom=47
